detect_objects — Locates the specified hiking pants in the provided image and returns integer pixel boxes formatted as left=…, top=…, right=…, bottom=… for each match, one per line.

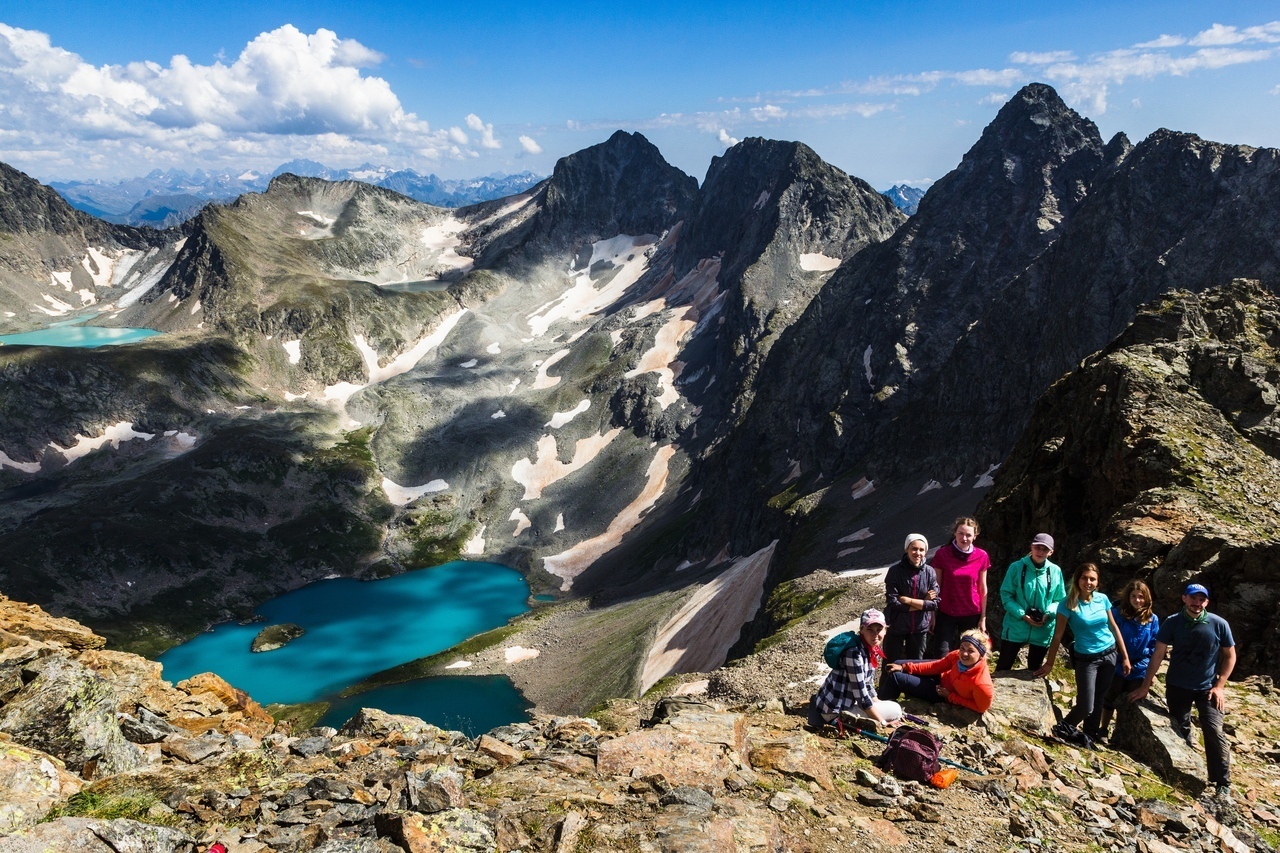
left=883, top=631, right=929, bottom=663
left=1062, top=647, right=1117, bottom=736
left=995, top=640, right=1048, bottom=672
left=881, top=662, right=943, bottom=704
left=929, top=611, right=981, bottom=657
left=1166, top=684, right=1231, bottom=786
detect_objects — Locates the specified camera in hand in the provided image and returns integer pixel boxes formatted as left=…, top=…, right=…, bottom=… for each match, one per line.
left=1026, top=608, right=1045, bottom=623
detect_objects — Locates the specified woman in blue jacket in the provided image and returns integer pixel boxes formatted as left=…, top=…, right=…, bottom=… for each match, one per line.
left=1098, top=579, right=1159, bottom=739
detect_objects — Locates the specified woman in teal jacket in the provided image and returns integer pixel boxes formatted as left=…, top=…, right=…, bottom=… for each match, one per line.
left=997, top=533, right=1066, bottom=672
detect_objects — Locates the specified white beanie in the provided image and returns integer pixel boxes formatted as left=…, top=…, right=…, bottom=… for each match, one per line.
left=904, top=533, right=928, bottom=551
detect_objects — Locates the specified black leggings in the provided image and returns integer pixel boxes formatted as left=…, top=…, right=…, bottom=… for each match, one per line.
left=995, top=639, right=1048, bottom=672
left=929, top=611, right=981, bottom=657
left=1062, top=648, right=1117, bottom=736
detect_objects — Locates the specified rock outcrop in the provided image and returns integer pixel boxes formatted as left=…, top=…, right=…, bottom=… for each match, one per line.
left=978, top=280, right=1280, bottom=675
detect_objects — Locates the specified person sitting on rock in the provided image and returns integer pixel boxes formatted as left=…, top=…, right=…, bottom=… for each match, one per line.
left=1128, top=583, right=1236, bottom=803
left=996, top=533, right=1065, bottom=672
left=1097, top=579, right=1159, bottom=740
left=881, top=628, right=994, bottom=713
left=883, top=533, right=940, bottom=662
left=1035, top=562, right=1131, bottom=748
left=808, top=609, right=903, bottom=732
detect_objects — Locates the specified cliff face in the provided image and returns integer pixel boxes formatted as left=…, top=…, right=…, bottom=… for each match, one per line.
left=978, top=280, right=1280, bottom=676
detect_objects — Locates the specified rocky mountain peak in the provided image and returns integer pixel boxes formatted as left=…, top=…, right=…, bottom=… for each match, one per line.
left=979, top=279, right=1280, bottom=677
left=537, top=130, right=698, bottom=243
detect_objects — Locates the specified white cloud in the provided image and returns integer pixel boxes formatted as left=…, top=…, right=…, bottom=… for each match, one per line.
left=717, top=128, right=738, bottom=147
left=1189, top=22, right=1280, bottom=46
left=1009, top=51, right=1076, bottom=64
left=979, top=92, right=1010, bottom=106
left=0, top=22, right=479, bottom=178
left=1136, top=34, right=1187, bottom=48
left=465, top=113, right=501, bottom=148
left=448, top=126, right=469, bottom=144
left=518, top=134, right=542, bottom=154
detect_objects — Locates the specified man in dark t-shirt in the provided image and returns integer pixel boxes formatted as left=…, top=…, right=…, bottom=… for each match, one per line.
left=1129, top=583, right=1236, bottom=801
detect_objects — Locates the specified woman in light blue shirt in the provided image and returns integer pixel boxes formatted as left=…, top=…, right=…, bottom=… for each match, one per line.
left=1035, top=563, right=1131, bottom=747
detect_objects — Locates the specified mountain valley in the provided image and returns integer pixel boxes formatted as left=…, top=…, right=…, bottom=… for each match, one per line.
left=2, top=82, right=1279, bottom=716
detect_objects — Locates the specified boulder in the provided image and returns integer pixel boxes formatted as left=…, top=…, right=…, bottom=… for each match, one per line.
left=983, top=672, right=1057, bottom=735
left=375, top=808, right=495, bottom=853
left=313, top=840, right=402, bottom=853
left=170, top=672, right=274, bottom=739
left=1112, top=695, right=1207, bottom=794
left=0, top=655, right=143, bottom=777
left=406, top=767, right=467, bottom=813
left=747, top=733, right=834, bottom=791
left=0, top=816, right=195, bottom=852
left=0, top=741, right=85, bottom=833
left=664, top=710, right=747, bottom=761
left=596, top=727, right=737, bottom=788
left=339, top=707, right=449, bottom=744
left=76, top=650, right=174, bottom=714
left=648, top=808, right=736, bottom=853
left=0, top=596, right=106, bottom=650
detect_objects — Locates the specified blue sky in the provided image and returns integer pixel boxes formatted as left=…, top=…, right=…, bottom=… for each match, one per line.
left=1, top=1, right=1278, bottom=188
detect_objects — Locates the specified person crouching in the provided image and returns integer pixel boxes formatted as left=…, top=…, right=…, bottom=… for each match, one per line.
left=882, top=629, right=994, bottom=713
left=808, top=609, right=903, bottom=732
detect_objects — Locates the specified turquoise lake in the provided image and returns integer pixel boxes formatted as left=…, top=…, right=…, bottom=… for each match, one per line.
left=0, top=326, right=160, bottom=347
left=157, top=561, right=532, bottom=735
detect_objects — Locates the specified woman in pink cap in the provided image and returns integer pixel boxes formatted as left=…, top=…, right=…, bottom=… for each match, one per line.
left=808, top=608, right=903, bottom=732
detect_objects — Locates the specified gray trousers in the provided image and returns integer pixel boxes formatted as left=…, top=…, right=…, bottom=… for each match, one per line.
left=1166, top=684, right=1231, bottom=786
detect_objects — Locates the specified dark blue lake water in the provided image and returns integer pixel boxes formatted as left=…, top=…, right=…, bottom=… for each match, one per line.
left=157, top=561, right=532, bottom=734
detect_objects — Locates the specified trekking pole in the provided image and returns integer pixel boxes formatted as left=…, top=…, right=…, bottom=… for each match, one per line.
left=852, top=728, right=986, bottom=775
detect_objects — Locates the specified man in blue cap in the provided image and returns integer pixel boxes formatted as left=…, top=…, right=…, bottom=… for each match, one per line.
left=1129, top=583, right=1236, bottom=802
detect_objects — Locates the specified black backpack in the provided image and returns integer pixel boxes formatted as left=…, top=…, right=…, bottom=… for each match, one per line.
left=875, top=726, right=942, bottom=783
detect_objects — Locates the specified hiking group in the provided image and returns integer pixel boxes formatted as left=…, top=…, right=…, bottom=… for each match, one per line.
left=808, top=517, right=1237, bottom=802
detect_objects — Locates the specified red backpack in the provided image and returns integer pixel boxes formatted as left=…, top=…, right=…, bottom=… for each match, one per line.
left=876, top=726, right=942, bottom=783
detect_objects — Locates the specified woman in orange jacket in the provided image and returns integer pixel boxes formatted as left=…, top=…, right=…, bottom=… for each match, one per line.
left=881, top=629, right=994, bottom=713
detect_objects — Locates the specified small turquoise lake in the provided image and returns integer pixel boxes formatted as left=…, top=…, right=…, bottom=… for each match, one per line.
left=157, top=561, right=532, bottom=735
left=0, top=326, right=159, bottom=347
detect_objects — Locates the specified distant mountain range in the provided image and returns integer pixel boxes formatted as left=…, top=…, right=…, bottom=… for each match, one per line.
left=51, top=158, right=925, bottom=229
left=881, top=183, right=927, bottom=215
left=50, top=162, right=546, bottom=227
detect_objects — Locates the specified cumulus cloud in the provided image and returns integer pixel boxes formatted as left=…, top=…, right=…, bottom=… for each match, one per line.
left=717, top=128, right=739, bottom=147
left=518, top=134, right=542, bottom=154
left=465, top=113, right=501, bottom=149
left=979, top=92, right=1010, bottom=106
left=0, top=22, right=504, bottom=177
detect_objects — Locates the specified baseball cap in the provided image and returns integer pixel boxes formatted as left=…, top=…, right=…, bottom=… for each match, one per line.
left=1031, top=533, right=1055, bottom=550
left=1185, top=583, right=1210, bottom=597
left=861, top=608, right=886, bottom=628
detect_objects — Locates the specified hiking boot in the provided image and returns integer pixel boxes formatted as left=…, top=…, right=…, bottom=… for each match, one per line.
left=1051, top=722, right=1076, bottom=742
left=805, top=702, right=826, bottom=732
left=1215, top=784, right=1233, bottom=804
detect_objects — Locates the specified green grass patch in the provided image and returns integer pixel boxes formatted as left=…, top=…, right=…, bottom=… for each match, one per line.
left=44, top=791, right=175, bottom=826
left=265, top=701, right=330, bottom=733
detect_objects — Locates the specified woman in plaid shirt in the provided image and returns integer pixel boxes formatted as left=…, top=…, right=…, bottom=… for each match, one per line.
left=808, top=609, right=903, bottom=730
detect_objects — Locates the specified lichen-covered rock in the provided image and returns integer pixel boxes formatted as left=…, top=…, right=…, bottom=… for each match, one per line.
left=0, top=742, right=85, bottom=833
left=0, top=655, right=142, bottom=777
left=0, top=816, right=194, bottom=852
